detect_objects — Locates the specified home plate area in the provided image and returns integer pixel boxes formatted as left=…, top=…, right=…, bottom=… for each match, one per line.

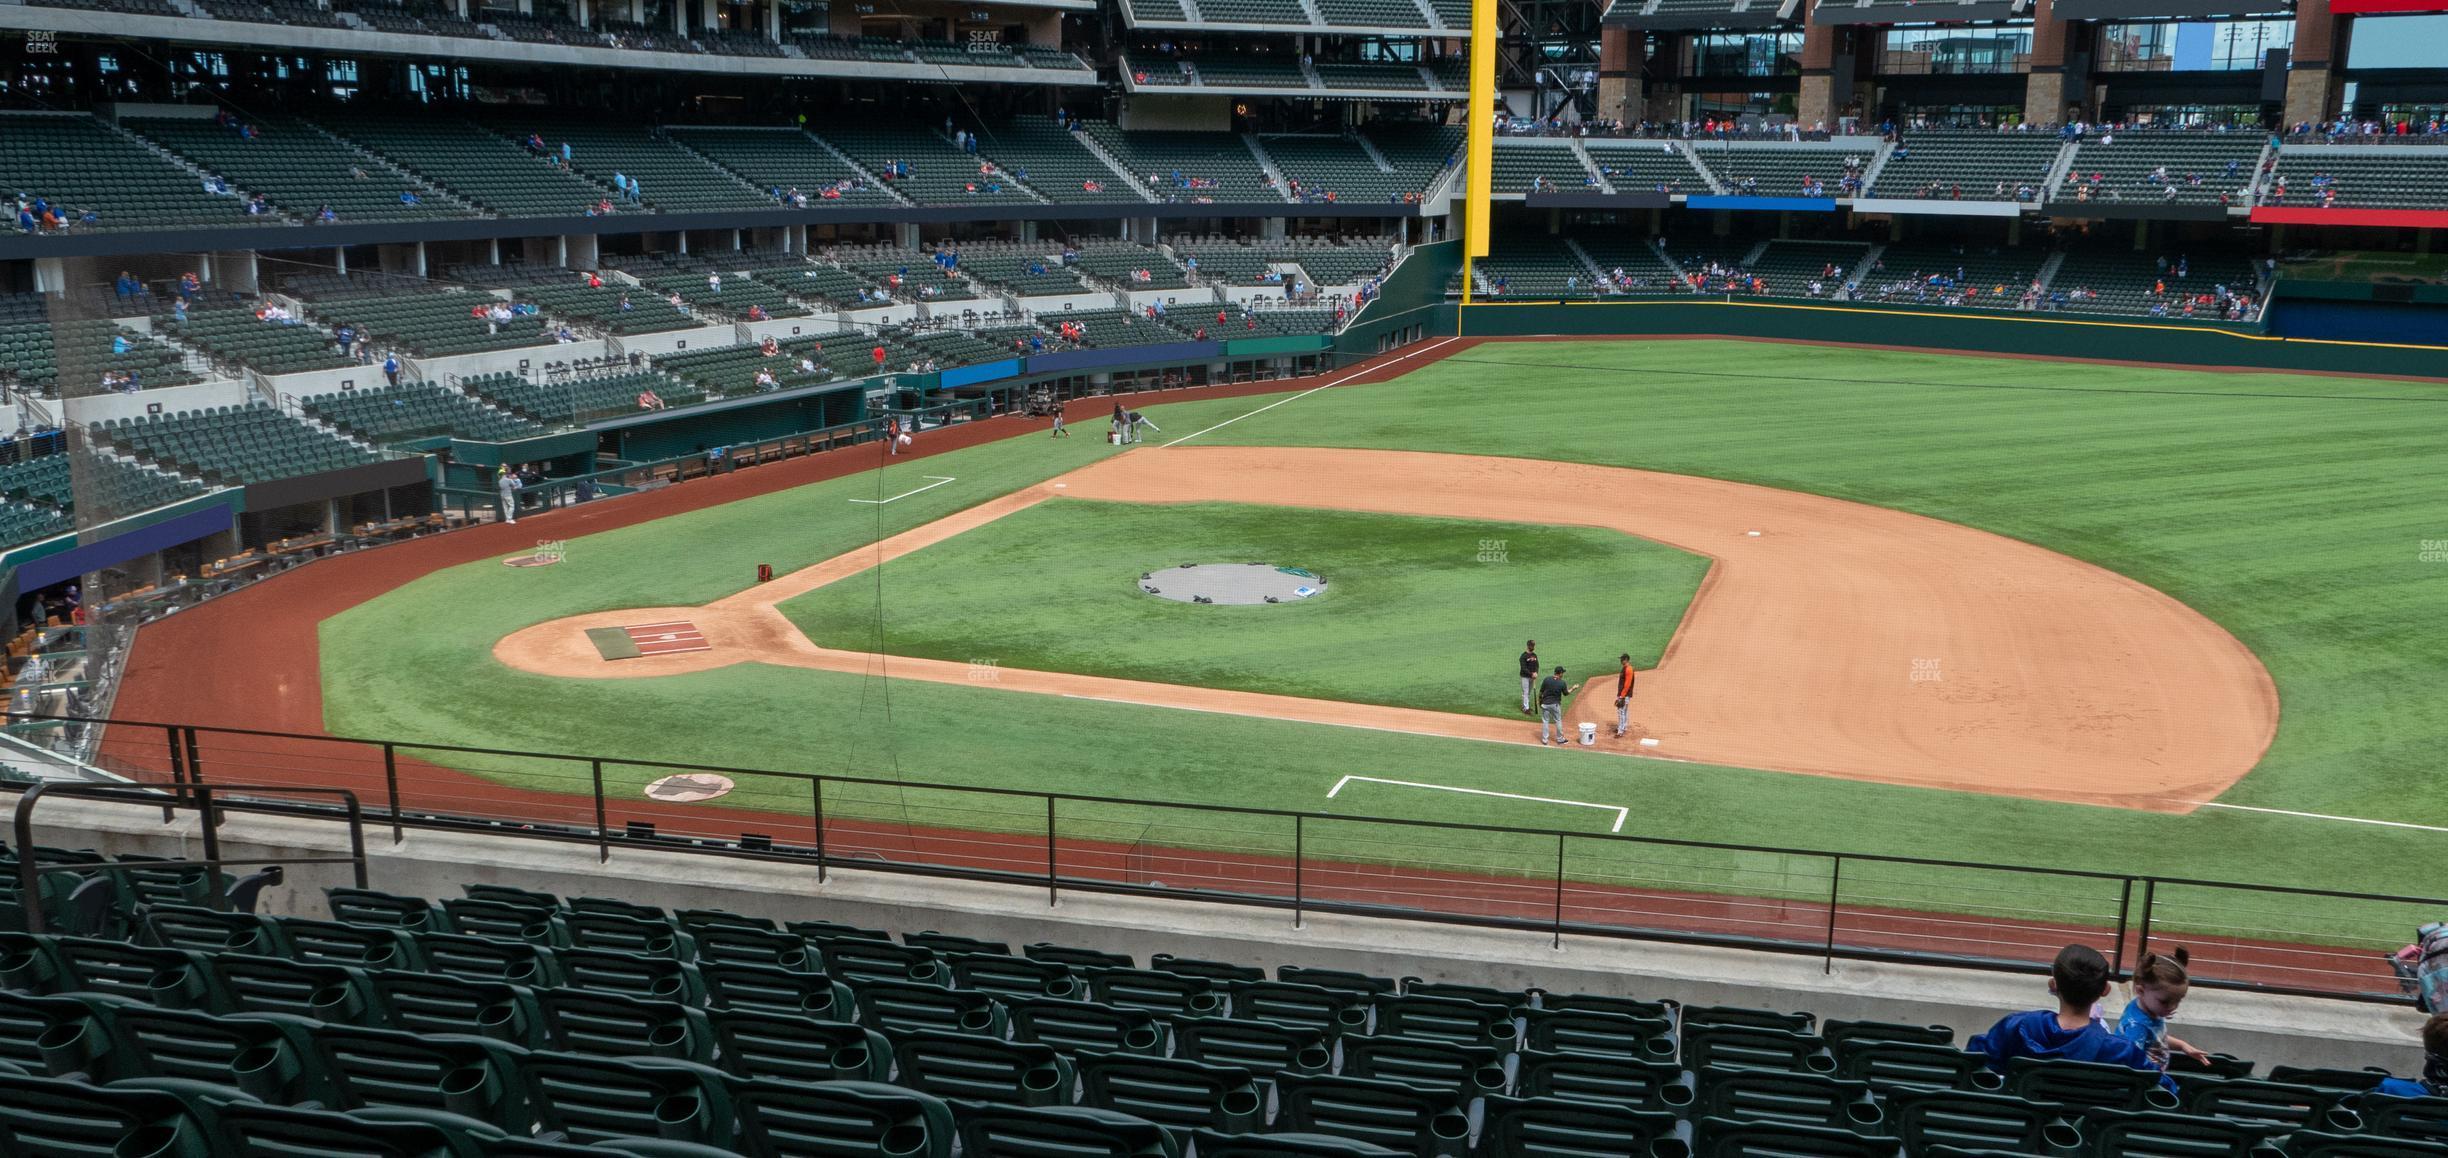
left=584, top=621, right=712, bottom=660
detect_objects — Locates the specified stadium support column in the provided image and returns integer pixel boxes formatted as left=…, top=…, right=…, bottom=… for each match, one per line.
left=1643, top=32, right=1684, bottom=123
left=2022, top=0, right=2073, bottom=125
left=1797, top=23, right=1838, bottom=129
left=2285, top=0, right=2343, bottom=128
left=1598, top=27, right=1634, bottom=125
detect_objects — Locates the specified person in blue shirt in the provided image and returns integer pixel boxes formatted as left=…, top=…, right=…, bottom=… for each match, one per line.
left=2113, top=948, right=2209, bottom=1069
left=1969, top=944, right=2164, bottom=1084
left=2374, top=1014, right=2447, bottom=1099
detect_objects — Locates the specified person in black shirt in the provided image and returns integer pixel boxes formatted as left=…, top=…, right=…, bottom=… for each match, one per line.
left=1538, top=665, right=1570, bottom=745
left=1518, top=639, right=1540, bottom=715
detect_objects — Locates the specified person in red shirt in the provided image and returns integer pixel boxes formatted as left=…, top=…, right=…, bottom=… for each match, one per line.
left=871, top=344, right=886, bottom=368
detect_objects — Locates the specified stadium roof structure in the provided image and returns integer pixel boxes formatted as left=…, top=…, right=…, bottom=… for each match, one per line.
left=1812, top=0, right=2026, bottom=24
left=2052, top=0, right=2294, bottom=16
left=1602, top=0, right=1797, bottom=30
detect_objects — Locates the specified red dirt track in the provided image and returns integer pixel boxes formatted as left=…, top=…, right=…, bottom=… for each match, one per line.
left=97, top=336, right=2398, bottom=999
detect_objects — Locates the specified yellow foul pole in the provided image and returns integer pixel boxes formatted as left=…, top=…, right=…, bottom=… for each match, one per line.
left=1461, top=0, right=1496, bottom=309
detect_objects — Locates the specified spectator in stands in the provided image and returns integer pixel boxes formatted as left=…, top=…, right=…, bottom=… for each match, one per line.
left=113, top=271, right=141, bottom=298
left=636, top=388, right=665, bottom=410
left=400, top=190, right=420, bottom=206
left=317, top=205, right=338, bottom=224
left=382, top=352, right=401, bottom=389
left=2375, top=1014, right=2448, bottom=1098
left=2114, top=948, right=2208, bottom=1068
left=1969, top=944, right=2166, bottom=1084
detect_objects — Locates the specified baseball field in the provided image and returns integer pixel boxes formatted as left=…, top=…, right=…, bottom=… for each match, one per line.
left=122, top=336, right=2448, bottom=971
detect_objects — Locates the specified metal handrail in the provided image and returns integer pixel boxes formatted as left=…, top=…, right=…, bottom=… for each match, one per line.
left=10, top=712, right=2434, bottom=1003
left=9, top=779, right=369, bottom=934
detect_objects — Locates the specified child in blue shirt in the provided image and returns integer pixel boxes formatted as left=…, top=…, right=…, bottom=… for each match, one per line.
left=2114, top=948, right=2210, bottom=1069
left=1970, top=944, right=2163, bottom=1081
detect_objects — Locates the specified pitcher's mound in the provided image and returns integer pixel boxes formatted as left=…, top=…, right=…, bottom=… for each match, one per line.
left=1139, top=564, right=1326, bottom=606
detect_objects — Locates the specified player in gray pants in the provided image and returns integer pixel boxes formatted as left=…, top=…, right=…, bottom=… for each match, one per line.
left=1537, top=665, right=1569, bottom=745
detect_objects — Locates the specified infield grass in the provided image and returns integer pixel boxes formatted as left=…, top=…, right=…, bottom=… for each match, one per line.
left=780, top=499, right=1707, bottom=719
left=320, top=339, right=2448, bottom=955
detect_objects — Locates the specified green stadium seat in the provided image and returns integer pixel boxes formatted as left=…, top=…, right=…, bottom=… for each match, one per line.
left=889, top=1030, right=1073, bottom=1106
left=442, top=898, right=556, bottom=942
left=953, top=1104, right=1181, bottom=1158
left=845, top=978, right=1003, bottom=1037
left=1226, top=980, right=1369, bottom=1034
left=1024, top=942, right=1132, bottom=970
left=1190, top=1131, right=1404, bottom=1157
left=695, top=959, right=851, bottom=1019
left=205, top=953, right=377, bottom=1021
left=1370, top=994, right=1518, bottom=1047
left=1683, top=1023, right=1835, bottom=1075
left=1336, top=1034, right=1509, bottom=1096
left=362, top=972, right=541, bottom=1043
left=1074, top=1052, right=1264, bottom=1135
left=534, top=988, right=714, bottom=1063
left=210, top=1101, right=510, bottom=1158
left=2357, top=1095, right=2448, bottom=1144
left=903, top=930, right=1011, bottom=957
left=1280, top=966, right=1397, bottom=998
left=2004, top=1057, right=2177, bottom=1112
left=1400, top=979, right=1518, bottom=1009
left=946, top=952, right=1079, bottom=999
left=705, top=1009, right=891, bottom=1084
left=1003, top=995, right=1166, bottom=1056
left=1473, top=1094, right=1691, bottom=1158
left=2074, top=1106, right=2282, bottom=1156
left=689, top=925, right=812, bottom=970
left=819, top=937, right=942, bottom=985
left=1690, top=1115, right=1891, bottom=1157
left=1148, top=953, right=1265, bottom=985
left=1087, top=967, right=1224, bottom=1019
left=1270, top=1071, right=1472, bottom=1157
left=414, top=931, right=562, bottom=985
left=1171, top=1015, right=1332, bottom=1073
left=1513, top=1050, right=1694, bottom=1113
left=0, top=1070, right=224, bottom=1157
left=1885, top=1086, right=2064, bottom=1153
left=1834, top=1039, right=1994, bottom=1092
left=517, top=1051, right=734, bottom=1147
left=324, top=887, right=445, bottom=932
left=1820, top=1018, right=1953, bottom=1049
left=292, top=1023, right=530, bottom=1129
left=553, top=946, right=702, bottom=1003
left=1519, top=1008, right=1678, bottom=1059
left=731, top=1079, right=953, bottom=1158
left=549, top=912, right=695, bottom=961
left=2280, top=1132, right=2448, bottom=1157
left=1696, top=1066, right=1885, bottom=1134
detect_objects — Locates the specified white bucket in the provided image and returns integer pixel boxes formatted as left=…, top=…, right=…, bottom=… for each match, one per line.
left=1578, top=722, right=1597, bottom=746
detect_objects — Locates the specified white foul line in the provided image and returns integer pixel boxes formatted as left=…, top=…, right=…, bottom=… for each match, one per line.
left=2190, top=801, right=2448, bottom=834
left=1328, top=774, right=1628, bottom=833
left=1159, top=336, right=1461, bottom=449
left=848, top=476, right=958, bottom=505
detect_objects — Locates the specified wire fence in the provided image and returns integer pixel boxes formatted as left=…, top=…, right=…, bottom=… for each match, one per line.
left=29, top=714, right=2442, bottom=1004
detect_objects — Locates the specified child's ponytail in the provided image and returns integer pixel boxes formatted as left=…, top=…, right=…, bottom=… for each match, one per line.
left=2134, top=946, right=2191, bottom=990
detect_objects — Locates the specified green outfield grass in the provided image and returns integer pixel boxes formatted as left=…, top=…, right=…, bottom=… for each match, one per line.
left=319, top=339, right=2448, bottom=947
left=780, top=500, right=1707, bottom=719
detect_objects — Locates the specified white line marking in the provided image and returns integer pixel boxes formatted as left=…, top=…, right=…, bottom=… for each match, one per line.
left=2190, top=802, right=2448, bottom=834
left=1328, top=774, right=1628, bottom=832
left=848, top=476, right=959, bottom=505
left=1159, top=337, right=1461, bottom=448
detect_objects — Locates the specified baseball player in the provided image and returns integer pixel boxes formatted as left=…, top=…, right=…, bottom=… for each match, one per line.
left=1127, top=410, right=1160, bottom=443
left=1614, top=652, right=1637, bottom=738
left=1517, top=639, right=1539, bottom=714
left=496, top=466, right=523, bottom=526
left=1537, top=665, right=1570, bottom=745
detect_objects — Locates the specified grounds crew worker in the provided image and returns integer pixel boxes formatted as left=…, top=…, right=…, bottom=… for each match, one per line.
left=1538, top=665, right=1570, bottom=745
left=1615, top=652, right=1637, bottom=738
left=1518, top=639, right=1540, bottom=715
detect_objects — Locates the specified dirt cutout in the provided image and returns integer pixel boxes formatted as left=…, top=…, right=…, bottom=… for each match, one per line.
left=494, top=446, right=2276, bottom=813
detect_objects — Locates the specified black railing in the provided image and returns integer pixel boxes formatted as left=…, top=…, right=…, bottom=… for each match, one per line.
left=11, top=779, right=370, bottom=934
left=10, top=713, right=2436, bottom=1005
